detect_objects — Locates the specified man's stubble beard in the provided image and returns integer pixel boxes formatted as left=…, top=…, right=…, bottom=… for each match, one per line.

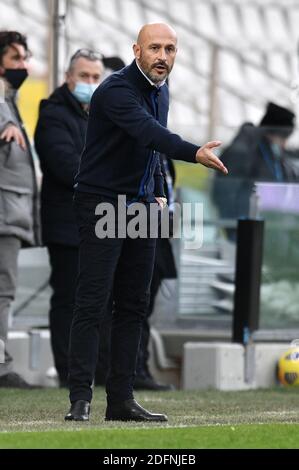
left=148, top=69, right=168, bottom=84
left=139, top=55, right=170, bottom=84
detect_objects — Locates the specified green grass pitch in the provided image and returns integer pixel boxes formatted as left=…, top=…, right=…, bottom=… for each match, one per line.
left=0, top=387, right=299, bottom=449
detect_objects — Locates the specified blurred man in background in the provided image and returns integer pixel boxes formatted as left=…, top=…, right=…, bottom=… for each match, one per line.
left=34, top=49, right=104, bottom=387
left=212, top=102, right=299, bottom=240
left=95, top=155, right=177, bottom=391
left=0, top=31, right=40, bottom=388
left=134, top=155, right=177, bottom=391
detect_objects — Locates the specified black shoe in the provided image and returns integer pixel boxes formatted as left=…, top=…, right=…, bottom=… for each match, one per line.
left=0, top=372, right=41, bottom=389
left=105, top=398, right=168, bottom=422
left=134, top=376, right=175, bottom=391
left=65, top=400, right=90, bottom=421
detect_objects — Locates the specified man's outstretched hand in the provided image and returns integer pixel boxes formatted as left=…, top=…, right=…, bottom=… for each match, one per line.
left=195, top=141, right=228, bottom=174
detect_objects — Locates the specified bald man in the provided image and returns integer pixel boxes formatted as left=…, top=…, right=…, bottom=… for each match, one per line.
left=65, top=23, right=227, bottom=423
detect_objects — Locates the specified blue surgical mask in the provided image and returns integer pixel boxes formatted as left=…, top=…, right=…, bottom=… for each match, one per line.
left=71, top=82, right=98, bottom=104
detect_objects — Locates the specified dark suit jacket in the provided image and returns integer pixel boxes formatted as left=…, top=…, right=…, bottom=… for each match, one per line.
left=35, top=83, right=88, bottom=246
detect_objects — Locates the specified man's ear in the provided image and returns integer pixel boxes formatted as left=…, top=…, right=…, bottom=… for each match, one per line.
left=133, top=44, right=140, bottom=60
left=0, top=65, right=5, bottom=76
left=65, top=70, right=72, bottom=86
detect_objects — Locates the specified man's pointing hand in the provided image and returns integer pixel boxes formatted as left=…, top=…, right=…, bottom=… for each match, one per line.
left=195, top=141, right=228, bottom=175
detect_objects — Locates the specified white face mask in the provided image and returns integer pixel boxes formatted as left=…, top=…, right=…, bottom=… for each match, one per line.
left=71, top=82, right=98, bottom=104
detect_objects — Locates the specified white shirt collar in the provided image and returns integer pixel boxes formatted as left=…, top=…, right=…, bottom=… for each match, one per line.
left=135, top=60, right=166, bottom=88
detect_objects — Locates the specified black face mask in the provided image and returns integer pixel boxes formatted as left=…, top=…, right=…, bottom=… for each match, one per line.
left=4, top=68, right=28, bottom=90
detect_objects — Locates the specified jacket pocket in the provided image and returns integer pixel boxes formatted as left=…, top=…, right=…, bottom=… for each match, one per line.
left=1, top=189, right=32, bottom=230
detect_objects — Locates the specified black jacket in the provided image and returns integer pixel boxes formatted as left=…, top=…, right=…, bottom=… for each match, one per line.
left=34, top=83, right=88, bottom=246
left=75, top=60, right=198, bottom=201
left=212, top=123, right=299, bottom=220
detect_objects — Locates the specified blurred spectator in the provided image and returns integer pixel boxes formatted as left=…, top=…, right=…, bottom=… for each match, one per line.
left=34, top=49, right=104, bottom=387
left=0, top=31, right=40, bottom=388
left=212, top=102, right=299, bottom=239
left=133, top=155, right=176, bottom=390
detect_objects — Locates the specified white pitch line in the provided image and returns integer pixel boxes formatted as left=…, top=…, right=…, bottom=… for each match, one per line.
left=1, top=421, right=299, bottom=435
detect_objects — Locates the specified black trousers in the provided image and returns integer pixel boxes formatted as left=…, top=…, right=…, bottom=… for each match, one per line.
left=48, top=245, right=113, bottom=387
left=135, top=266, right=161, bottom=377
left=69, top=193, right=156, bottom=404
left=48, top=244, right=78, bottom=385
left=95, top=267, right=161, bottom=384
